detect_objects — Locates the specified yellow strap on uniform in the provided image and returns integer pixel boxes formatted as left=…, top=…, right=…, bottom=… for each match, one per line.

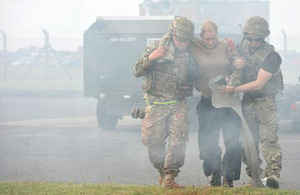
left=146, top=99, right=178, bottom=106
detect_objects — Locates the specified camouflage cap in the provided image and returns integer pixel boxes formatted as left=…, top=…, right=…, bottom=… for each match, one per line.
left=168, top=16, right=194, bottom=39
left=242, top=16, right=270, bottom=38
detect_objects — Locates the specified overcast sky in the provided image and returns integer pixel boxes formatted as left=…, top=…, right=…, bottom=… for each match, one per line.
left=0, top=0, right=300, bottom=51
left=0, top=0, right=143, bottom=33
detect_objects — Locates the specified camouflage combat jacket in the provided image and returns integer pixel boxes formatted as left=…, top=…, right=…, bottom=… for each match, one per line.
left=238, top=40, right=284, bottom=97
left=133, top=41, right=195, bottom=102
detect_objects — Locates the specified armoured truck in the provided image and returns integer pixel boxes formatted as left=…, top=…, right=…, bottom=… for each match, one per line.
left=83, top=16, right=242, bottom=130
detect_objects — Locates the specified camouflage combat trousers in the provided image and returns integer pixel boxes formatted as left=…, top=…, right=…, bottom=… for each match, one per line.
left=141, top=100, right=189, bottom=177
left=242, top=96, right=282, bottom=178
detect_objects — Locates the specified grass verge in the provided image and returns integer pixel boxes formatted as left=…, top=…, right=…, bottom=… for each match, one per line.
left=0, top=182, right=299, bottom=195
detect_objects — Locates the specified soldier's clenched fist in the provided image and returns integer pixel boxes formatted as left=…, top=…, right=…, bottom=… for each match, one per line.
left=148, top=47, right=166, bottom=61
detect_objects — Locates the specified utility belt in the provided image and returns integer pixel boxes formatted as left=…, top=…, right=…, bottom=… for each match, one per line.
left=131, top=99, right=179, bottom=120
left=146, top=99, right=179, bottom=106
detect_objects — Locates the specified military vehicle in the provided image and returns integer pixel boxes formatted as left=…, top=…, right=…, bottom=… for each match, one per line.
left=83, top=16, right=242, bottom=130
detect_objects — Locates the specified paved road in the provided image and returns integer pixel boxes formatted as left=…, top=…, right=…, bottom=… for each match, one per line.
left=0, top=97, right=299, bottom=190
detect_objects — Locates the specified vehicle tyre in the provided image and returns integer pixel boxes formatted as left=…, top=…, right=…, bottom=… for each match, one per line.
left=96, top=101, right=118, bottom=130
left=292, top=122, right=300, bottom=133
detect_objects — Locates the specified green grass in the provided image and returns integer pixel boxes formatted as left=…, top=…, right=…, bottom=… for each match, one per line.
left=0, top=182, right=299, bottom=195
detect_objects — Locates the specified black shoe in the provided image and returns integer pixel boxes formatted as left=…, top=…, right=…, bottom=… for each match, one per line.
left=266, top=175, right=279, bottom=189
left=209, top=172, right=221, bottom=187
left=223, top=177, right=234, bottom=187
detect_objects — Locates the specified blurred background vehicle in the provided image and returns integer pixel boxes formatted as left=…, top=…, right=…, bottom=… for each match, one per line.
left=277, top=82, right=300, bottom=133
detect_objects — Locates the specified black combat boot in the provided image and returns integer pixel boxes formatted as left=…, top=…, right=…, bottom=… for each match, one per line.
left=223, top=177, right=234, bottom=187
left=209, top=171, right=221, bottom=187
left=266, top=175, right=279, bottom=189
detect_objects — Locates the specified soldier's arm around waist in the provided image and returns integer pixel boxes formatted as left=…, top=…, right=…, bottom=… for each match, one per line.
left=133, top=42, right=158, bottom=77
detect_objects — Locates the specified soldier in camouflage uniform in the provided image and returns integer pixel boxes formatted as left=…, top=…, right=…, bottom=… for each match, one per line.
left=221, top=16, right=283, bottom=189
left=133, top=16, right=196, bottom=189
